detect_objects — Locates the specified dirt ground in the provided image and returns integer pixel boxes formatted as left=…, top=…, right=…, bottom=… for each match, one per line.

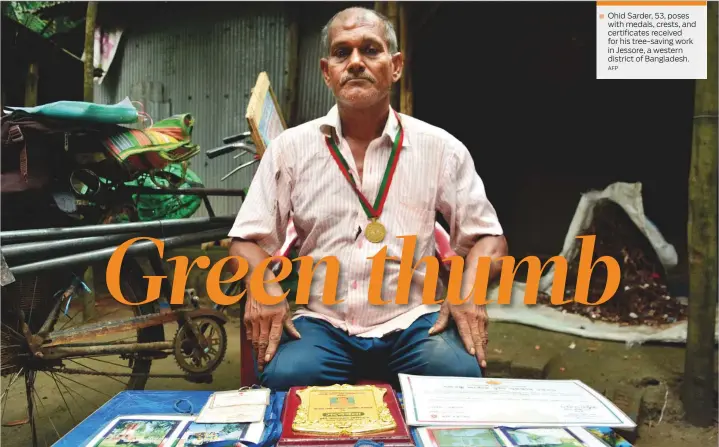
left=1, top=301, right=716, bottom=447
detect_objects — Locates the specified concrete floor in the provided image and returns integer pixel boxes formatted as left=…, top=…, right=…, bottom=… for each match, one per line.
left=1, top=305, right=716, bottom=447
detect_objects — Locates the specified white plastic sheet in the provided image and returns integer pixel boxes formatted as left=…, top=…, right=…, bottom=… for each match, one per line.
left=485, top=182, right=719, bottom=345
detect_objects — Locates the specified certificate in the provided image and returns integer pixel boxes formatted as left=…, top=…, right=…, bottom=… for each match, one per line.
left=398, top=374, right=636, bottom=429
left=194, top=389, right=269, bottom=424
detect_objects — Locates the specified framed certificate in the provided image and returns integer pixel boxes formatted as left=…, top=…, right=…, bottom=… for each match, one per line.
left=245, top=71, right=287, bottom=158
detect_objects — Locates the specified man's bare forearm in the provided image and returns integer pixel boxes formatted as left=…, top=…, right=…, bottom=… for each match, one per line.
left=466, top=234, right=508, bottom=283
left=228, top=239, right=283, bottom=294
left=460, top=235, right=509, bottom=299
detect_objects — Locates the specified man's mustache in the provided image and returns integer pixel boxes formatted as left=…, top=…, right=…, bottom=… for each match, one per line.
left=341, top=74, right=375, bottom=85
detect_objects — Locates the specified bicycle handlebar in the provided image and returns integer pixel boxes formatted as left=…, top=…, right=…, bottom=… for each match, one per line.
left=206, top=143, right=241, bottom=159
left=207, top=132, right=260, bottom=180
left=223, top=131, right=252, bottom=145
left=206, top=132, right=258, bottom=159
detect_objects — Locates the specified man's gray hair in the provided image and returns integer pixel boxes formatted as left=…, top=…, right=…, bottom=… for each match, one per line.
left=320, top=7, right=398, bottom=55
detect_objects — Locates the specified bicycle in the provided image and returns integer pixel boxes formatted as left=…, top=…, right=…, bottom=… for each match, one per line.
left=0, top=110, right=244, bottom=446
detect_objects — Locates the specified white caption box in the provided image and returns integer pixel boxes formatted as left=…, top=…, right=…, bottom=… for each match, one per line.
left=597, top=1, right=707, bottom=79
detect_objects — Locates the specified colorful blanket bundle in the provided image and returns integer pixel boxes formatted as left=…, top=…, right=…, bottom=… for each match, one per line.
left=101, top=113, right=200, bottom=174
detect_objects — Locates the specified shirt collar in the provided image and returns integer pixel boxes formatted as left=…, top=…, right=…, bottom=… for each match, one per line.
left=319, top=104, right=409, bottom=148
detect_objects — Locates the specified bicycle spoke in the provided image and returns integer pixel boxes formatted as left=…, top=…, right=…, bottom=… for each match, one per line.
left=45, top=372, right=90, bottom=408
left=82, top=356, right=132, bottom=370
left=32, top=386, right=60, bottom=441
left=65, top=359, right=128, bottom=387
left=48, top=373, right=76, bottom=424
left=2, top=321, right=25, bottom=339
left=53, top=373, right=113, bottom=398
left=84, top=307, right=122, bottom=323
left=56, top=310, right=81, bottom=332
left=1, top=367, right=24, bottom=402
left=27, top=277, right=39, bottom=330
left=1, top=367, right=24, bottom=420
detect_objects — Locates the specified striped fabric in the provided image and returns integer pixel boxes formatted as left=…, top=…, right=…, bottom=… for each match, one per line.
left=102, top=114, right=199, bottom=173
left=229, top=105, right=503, bottom=338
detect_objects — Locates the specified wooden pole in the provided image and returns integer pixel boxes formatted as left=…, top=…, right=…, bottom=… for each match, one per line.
left=681, top=0, right=718, bottom=427
left=374, top=2, right=387, bottom=17
left=399, top=3, right=413, bottom=116
left=83, top=1, right=98, bottom=102
left=379, top=1, right=400, bottom=111
left=284, top=7, right=300, bottom=127
left=81, top=1, right=99, bottom=321
left=24, top=63, right=39, bottom=107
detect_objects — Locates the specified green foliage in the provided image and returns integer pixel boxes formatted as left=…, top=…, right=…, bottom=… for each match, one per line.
left=2, top=1, right=83, bottom=38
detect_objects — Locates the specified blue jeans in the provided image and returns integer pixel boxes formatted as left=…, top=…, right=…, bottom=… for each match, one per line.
left=257, top=311, right=482, bottom=391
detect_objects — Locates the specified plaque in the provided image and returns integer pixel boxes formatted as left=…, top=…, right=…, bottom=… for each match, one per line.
left=293, top=384, right=395, bottom=435
left=245, top=71, right=287, bottom=158
left=278, top=383, right=414, bottom=447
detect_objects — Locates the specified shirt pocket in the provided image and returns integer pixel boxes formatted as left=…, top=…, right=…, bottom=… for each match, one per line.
left=395, top=193, right=435, bottom=240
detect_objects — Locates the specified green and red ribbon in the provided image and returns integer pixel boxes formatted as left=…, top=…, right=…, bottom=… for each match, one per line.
left=325, top=111, right=404, bottom=220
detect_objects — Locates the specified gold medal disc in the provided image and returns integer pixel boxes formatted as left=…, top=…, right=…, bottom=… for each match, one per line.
left=365, top=220, right=386, bottom=243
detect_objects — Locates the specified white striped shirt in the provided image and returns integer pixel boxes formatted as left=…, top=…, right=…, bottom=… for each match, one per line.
left=229, top=105, right=503, bottom=337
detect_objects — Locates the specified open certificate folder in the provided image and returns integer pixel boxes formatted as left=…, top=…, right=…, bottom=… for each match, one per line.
left=398, top=374, right=636, bottom=429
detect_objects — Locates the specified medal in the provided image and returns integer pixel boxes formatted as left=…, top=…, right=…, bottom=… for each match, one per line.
left=325, top=111, right=404, bottom=243
left=365, top=218, right=386, bottom=243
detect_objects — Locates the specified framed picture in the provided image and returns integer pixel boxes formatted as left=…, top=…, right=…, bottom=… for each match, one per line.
left=245, top=71, right=287, bottom=158
left=86, top=414, right=194, bottom=447
left=418, top=427, right=505, bottom=447
left=173, top=421, right=265, bottom=447
left=499, top=427, right=588, bottom=447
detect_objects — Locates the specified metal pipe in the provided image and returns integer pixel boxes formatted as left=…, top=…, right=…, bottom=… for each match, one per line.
left=8, top=227, right=232, bottom=277
left=2, top=221, right=229, bottom=251
left=2, top=233, right=144, bottom=264
left=0, top=216, right=235, bottom=245
left=126, top=187, right=246, bottom=197
left=221, top=159, right=259, bottom=181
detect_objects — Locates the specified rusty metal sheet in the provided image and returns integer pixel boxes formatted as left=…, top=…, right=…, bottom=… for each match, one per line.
left=0, top=251, right=15, bottom=286
left=44, top=307, right=228, bottom=347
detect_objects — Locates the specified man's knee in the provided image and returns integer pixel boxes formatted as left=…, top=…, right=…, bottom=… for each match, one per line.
left=259, top=345, right=326, bottom=390
left=258, top=317, right=353, bottom=390
left=393, top=314, right=483, bottom=378
left=417, top=339, right=483, bottom=378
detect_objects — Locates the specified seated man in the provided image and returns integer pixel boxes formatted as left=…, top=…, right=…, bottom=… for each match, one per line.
left=228, top=6, right=507, bottom=390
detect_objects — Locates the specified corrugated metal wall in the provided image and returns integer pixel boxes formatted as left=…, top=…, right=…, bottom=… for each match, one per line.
left=94, top=2, right=373, bottom=218
left=295, top=4, right=338, bottom=124
left=95, top=3, right=291, bottom=218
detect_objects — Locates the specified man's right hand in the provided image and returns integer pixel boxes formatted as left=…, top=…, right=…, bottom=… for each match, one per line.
left=244, top=296, right=301, bottom=372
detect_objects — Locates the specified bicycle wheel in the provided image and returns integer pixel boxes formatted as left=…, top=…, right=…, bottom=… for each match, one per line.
left=0, top=257, right=164, bottom=447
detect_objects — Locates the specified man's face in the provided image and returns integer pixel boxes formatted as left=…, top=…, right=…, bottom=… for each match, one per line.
left=321, top=10, right=403, bottom=109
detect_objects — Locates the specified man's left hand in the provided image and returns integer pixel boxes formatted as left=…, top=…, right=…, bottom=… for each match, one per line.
left=429, top=299, right=489, bottom=368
